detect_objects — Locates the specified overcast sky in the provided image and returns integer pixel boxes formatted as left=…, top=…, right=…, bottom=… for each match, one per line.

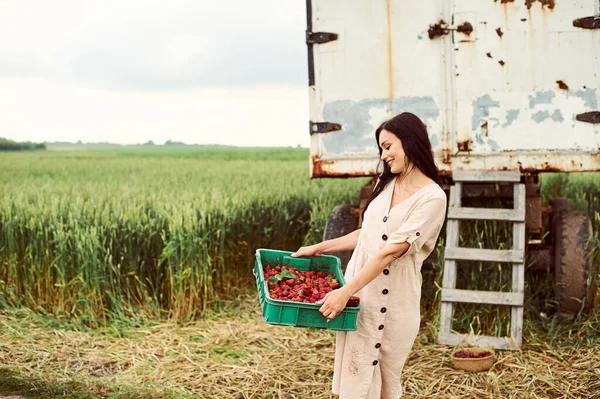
left=0, top=0, right=309, bottom=146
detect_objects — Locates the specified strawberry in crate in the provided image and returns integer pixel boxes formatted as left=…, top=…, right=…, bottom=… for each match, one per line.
left=263, top=265, right=359, bottom=306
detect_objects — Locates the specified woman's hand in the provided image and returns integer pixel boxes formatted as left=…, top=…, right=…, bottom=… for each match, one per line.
left=290, top=244, right=321, bottom=258
left=317, top=286, right=352, bottom=322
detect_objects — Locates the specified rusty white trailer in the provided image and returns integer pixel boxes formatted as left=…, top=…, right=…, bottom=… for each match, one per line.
left=305, top=0, right=599, bottom=349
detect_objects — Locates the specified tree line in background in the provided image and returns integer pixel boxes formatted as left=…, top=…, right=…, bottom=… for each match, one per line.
left=0, top=137, right=46, bottom=151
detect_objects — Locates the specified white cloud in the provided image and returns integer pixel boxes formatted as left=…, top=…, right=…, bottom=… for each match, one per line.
left=0, top=0, right=308, bottom=89
left=0, top=1, right=85, bottom=60
left=0, top=0, right=311, bottom=146
left=168, top=34, right=210, bottom=68
left=0, top=78, right=310, bottom=147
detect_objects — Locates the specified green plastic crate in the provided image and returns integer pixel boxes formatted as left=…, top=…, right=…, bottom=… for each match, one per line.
left=253, top=248, right=360, bottom=331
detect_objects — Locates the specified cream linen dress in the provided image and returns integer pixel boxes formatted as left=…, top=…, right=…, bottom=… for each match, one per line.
left=332, top=177, right=447, bottom=399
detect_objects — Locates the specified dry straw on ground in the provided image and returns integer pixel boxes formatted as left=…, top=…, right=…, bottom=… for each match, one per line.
left=1, top=292, right=599, bottom=399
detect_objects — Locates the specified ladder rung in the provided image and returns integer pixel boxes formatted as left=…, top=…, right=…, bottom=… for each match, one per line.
left=439, top=176, right=525, bottom=350
left=442, top=289, right=523, bottom=306
left=437, top=332, right=520, bottom=350
left=445, top=247, right=523, bottom=263
left=453, top=170, right=521, bottom=182
left=447, top=207, right=525, bottom=221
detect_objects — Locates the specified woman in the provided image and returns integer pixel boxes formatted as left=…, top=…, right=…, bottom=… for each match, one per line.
left=292, top=112, right=447, bottom=398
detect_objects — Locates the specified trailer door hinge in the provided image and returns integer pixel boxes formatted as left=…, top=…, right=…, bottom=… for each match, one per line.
left=576, top=111, right=600, bottom=124
left=306, top=31, right=338, bottom=45
left=573, top=16, right=600, bottom=30
left=310, top=122, right=342, bottom=135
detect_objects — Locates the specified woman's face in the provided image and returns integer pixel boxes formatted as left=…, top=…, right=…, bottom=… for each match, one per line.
left=379, top=129, right=407, bottom=174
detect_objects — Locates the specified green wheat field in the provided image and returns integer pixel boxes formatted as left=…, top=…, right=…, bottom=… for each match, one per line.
left=0, top=146, right=598, bottom=398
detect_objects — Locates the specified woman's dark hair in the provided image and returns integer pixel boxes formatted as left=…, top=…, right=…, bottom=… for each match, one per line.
left=362, top=112, right=440, bottom=218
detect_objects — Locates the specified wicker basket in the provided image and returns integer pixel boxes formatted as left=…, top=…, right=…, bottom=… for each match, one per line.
left=450, top=347, right=495, bottom=372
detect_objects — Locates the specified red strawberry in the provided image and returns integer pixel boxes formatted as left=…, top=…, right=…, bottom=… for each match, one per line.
left=346, top=296, right=360, bottom=307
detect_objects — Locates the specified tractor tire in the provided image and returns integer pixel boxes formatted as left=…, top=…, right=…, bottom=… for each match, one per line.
left=553, top=210, right=595, bottom=314
left=323, top=204, right=359, bottom=273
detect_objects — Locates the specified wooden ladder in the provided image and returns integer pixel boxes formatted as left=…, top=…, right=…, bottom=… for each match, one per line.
left=437, top=170, right=525, bottom=350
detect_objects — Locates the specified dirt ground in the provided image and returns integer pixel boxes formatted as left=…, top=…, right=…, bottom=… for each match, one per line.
left=1, top=292, right=599, bottom=399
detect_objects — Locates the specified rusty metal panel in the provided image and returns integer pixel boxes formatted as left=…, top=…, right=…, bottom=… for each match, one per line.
left=452, top=0, right=600, bottom=162
left=307, top=0, right=600, bottom=178
left=308, top=0, right=448, bottom=177
left=311, top=150, right=600, bottom=176
left=526, top=176, right=543, bottom=233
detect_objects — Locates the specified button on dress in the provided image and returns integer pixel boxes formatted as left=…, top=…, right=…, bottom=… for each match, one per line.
left=332, top=178, right=447, bottom=399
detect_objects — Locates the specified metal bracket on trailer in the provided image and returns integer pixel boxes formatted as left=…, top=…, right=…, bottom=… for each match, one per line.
left=310, top=122, right=342, bottom=135
left=573, top=16, right=600, bottom=30
left=576, top=111, right=600, bottom=124
left=306, top=31, right=338, bottom=44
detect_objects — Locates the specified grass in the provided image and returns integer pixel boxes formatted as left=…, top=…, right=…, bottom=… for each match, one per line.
left=0, top=146, right=367, bottom=324
left=1, top=291, right=598, bottom=399
left=419, top=172, right=600, bottom=338
left=0, top=369, right=188, bottom=399
left=1, top=147, right=599, bottom=397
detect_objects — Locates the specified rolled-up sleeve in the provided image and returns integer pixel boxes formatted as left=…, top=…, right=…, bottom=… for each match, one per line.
left=386, top=197, right=447, bottom=257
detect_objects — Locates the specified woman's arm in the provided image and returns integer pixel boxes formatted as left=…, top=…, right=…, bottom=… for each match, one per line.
left=342, top=241, right=410, bottom=295
left=318, top=228, right=361, bottom=253
left=291, top=228, right=360, bottom=257
left=317, top=241, right=410, bottom=320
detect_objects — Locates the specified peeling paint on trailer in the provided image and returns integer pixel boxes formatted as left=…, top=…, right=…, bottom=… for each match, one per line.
left=321, top=97, right=440, bottom=153
left=472, top=95, right=500, bottom=131
left=532, top=110, right=551, bottom=123
left=307, top=0, right=600, bottom=178
left=502, top=109, right=520, bottom=128
left=551, top=110, right=564, bottom=123
left=571, top=89, right=598, bottom=108
left=528, top=91, right=555, bottom=109
left=463, top=89, right=599, bottom=154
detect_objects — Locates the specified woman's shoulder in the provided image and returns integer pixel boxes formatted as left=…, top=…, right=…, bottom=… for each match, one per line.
left=419, top=183, right=447, bottom=204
